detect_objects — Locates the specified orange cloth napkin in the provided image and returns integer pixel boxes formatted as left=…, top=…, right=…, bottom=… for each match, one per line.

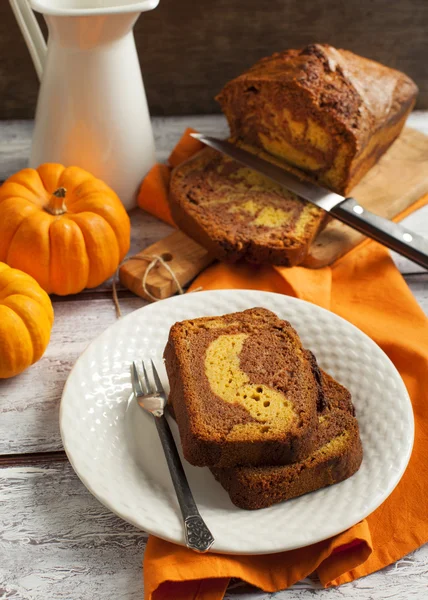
left=139, top=129, right=428, bottom=600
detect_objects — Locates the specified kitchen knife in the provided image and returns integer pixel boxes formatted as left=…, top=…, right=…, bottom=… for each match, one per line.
left=191, top=133, right=428, bottom=269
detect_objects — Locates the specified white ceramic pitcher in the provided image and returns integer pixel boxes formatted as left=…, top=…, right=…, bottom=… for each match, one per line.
left=10, top=0, right=159, bottom=210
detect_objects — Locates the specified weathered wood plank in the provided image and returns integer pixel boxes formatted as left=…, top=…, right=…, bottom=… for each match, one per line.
left=1, top=0, right=428, bottom=118
left=0, top=461, right=149, bottom=600
left=0, top=460, right=427, bottom=600
left=0, top=115, right=229, bottom=181
left=0, top=296, right=145, bottom=455
left=0, top=450, right=67, bottom=466
left=403, top=276, right=428, bottom=309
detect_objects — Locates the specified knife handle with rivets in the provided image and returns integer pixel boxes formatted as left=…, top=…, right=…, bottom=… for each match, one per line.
left=331, top=198, right=428, bottom=269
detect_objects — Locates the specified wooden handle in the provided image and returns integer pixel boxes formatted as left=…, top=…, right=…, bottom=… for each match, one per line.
left=119, top=230, right=214, bottom=301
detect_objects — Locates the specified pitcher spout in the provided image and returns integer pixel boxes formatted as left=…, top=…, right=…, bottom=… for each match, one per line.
left=32, top=1, right=160, bottom=47
left=45, top=12, right=143, bottom=48
left=30, top=0, right=159, bottom=16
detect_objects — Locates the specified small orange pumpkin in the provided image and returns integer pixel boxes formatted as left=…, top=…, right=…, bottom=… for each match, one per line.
left=0, top=262, right=54, bottom=378
left=0, top=164, right=131, bottom=295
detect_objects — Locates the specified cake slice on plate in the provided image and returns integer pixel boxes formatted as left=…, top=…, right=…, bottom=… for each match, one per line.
left=211, top=370, right=363, bottom=509
left=163, top=307, right=323, bottom=468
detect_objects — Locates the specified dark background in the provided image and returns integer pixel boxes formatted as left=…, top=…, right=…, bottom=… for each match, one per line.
left=1, top=0, right=427, bottom=119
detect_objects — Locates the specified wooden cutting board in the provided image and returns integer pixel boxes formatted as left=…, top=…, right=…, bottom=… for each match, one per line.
left=119, top=230, right=214, bottom=301
left=120, top=127, right=428, bottom=300
left=303, top=127, right=428, bottom=267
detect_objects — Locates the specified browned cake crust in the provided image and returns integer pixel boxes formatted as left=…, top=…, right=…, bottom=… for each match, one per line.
left=216, top=44, right=418, bottom=194
left=163, top=308, right=324, bottom=468
left=211, top=370, right=363, bottom=509
left=169, top=147, right=327, bottom=266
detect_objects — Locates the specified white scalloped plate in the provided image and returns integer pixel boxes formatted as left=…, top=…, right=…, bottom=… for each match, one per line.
left=60, top=290, right=414, bottom=554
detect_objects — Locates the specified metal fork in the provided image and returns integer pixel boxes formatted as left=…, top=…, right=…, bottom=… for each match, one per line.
left=131, top=359, right=215, bottom=553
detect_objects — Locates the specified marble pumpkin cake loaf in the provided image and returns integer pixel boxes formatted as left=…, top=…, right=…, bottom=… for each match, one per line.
left=216, top=44, right=418, bottom=194
left=211, top=370, right=363, bottom=510
left=169, top=147, right=327, bottom=266
left=163, top=308, right=324, bottom=468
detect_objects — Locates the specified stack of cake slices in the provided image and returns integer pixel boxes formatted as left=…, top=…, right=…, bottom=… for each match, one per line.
left=163, top=307, right=363, bottom=510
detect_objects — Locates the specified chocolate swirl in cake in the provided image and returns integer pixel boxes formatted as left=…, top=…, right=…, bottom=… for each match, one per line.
left=216, top=44, right=417, bottom=194
left=169, top=147, right=327, bottom=266
left=163, top=308, right=323, bottom=468
left=211, top=370, right=363, bottom=510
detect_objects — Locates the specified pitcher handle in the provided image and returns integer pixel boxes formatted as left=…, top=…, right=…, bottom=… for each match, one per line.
left=9, top=0, right=47, bottom=81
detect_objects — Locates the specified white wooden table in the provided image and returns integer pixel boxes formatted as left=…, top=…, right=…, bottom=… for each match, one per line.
left=1, top=114, right=428, bottom=600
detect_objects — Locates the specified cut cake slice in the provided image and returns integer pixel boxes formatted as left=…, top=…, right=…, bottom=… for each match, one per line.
left=211, top=370, right=363, bottom=509
left=169, top=146, right=327, bottom=267
left=163, top=308, right=323, bottom=468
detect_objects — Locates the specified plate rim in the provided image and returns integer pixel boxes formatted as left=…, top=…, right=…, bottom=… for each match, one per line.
left=60, top=289, right=415, bottom=554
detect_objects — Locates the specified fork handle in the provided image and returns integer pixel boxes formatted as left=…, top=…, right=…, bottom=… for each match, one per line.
left=154, top=415, right=215, bottom=553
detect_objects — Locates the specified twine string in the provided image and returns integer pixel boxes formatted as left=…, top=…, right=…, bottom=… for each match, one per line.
left=141, top=254, right=184, bottom=301
left=112, top=253, right=201, bottom=318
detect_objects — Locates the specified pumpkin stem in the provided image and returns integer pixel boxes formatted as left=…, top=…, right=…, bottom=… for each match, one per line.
left=45, top=187, right=67, bottom=216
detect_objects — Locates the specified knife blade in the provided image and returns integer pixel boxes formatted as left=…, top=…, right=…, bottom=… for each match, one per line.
left=191, top=133, right=428, bottom=270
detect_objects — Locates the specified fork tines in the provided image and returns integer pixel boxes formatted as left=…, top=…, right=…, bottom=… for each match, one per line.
left=131, top=360, right=165, bottom=398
